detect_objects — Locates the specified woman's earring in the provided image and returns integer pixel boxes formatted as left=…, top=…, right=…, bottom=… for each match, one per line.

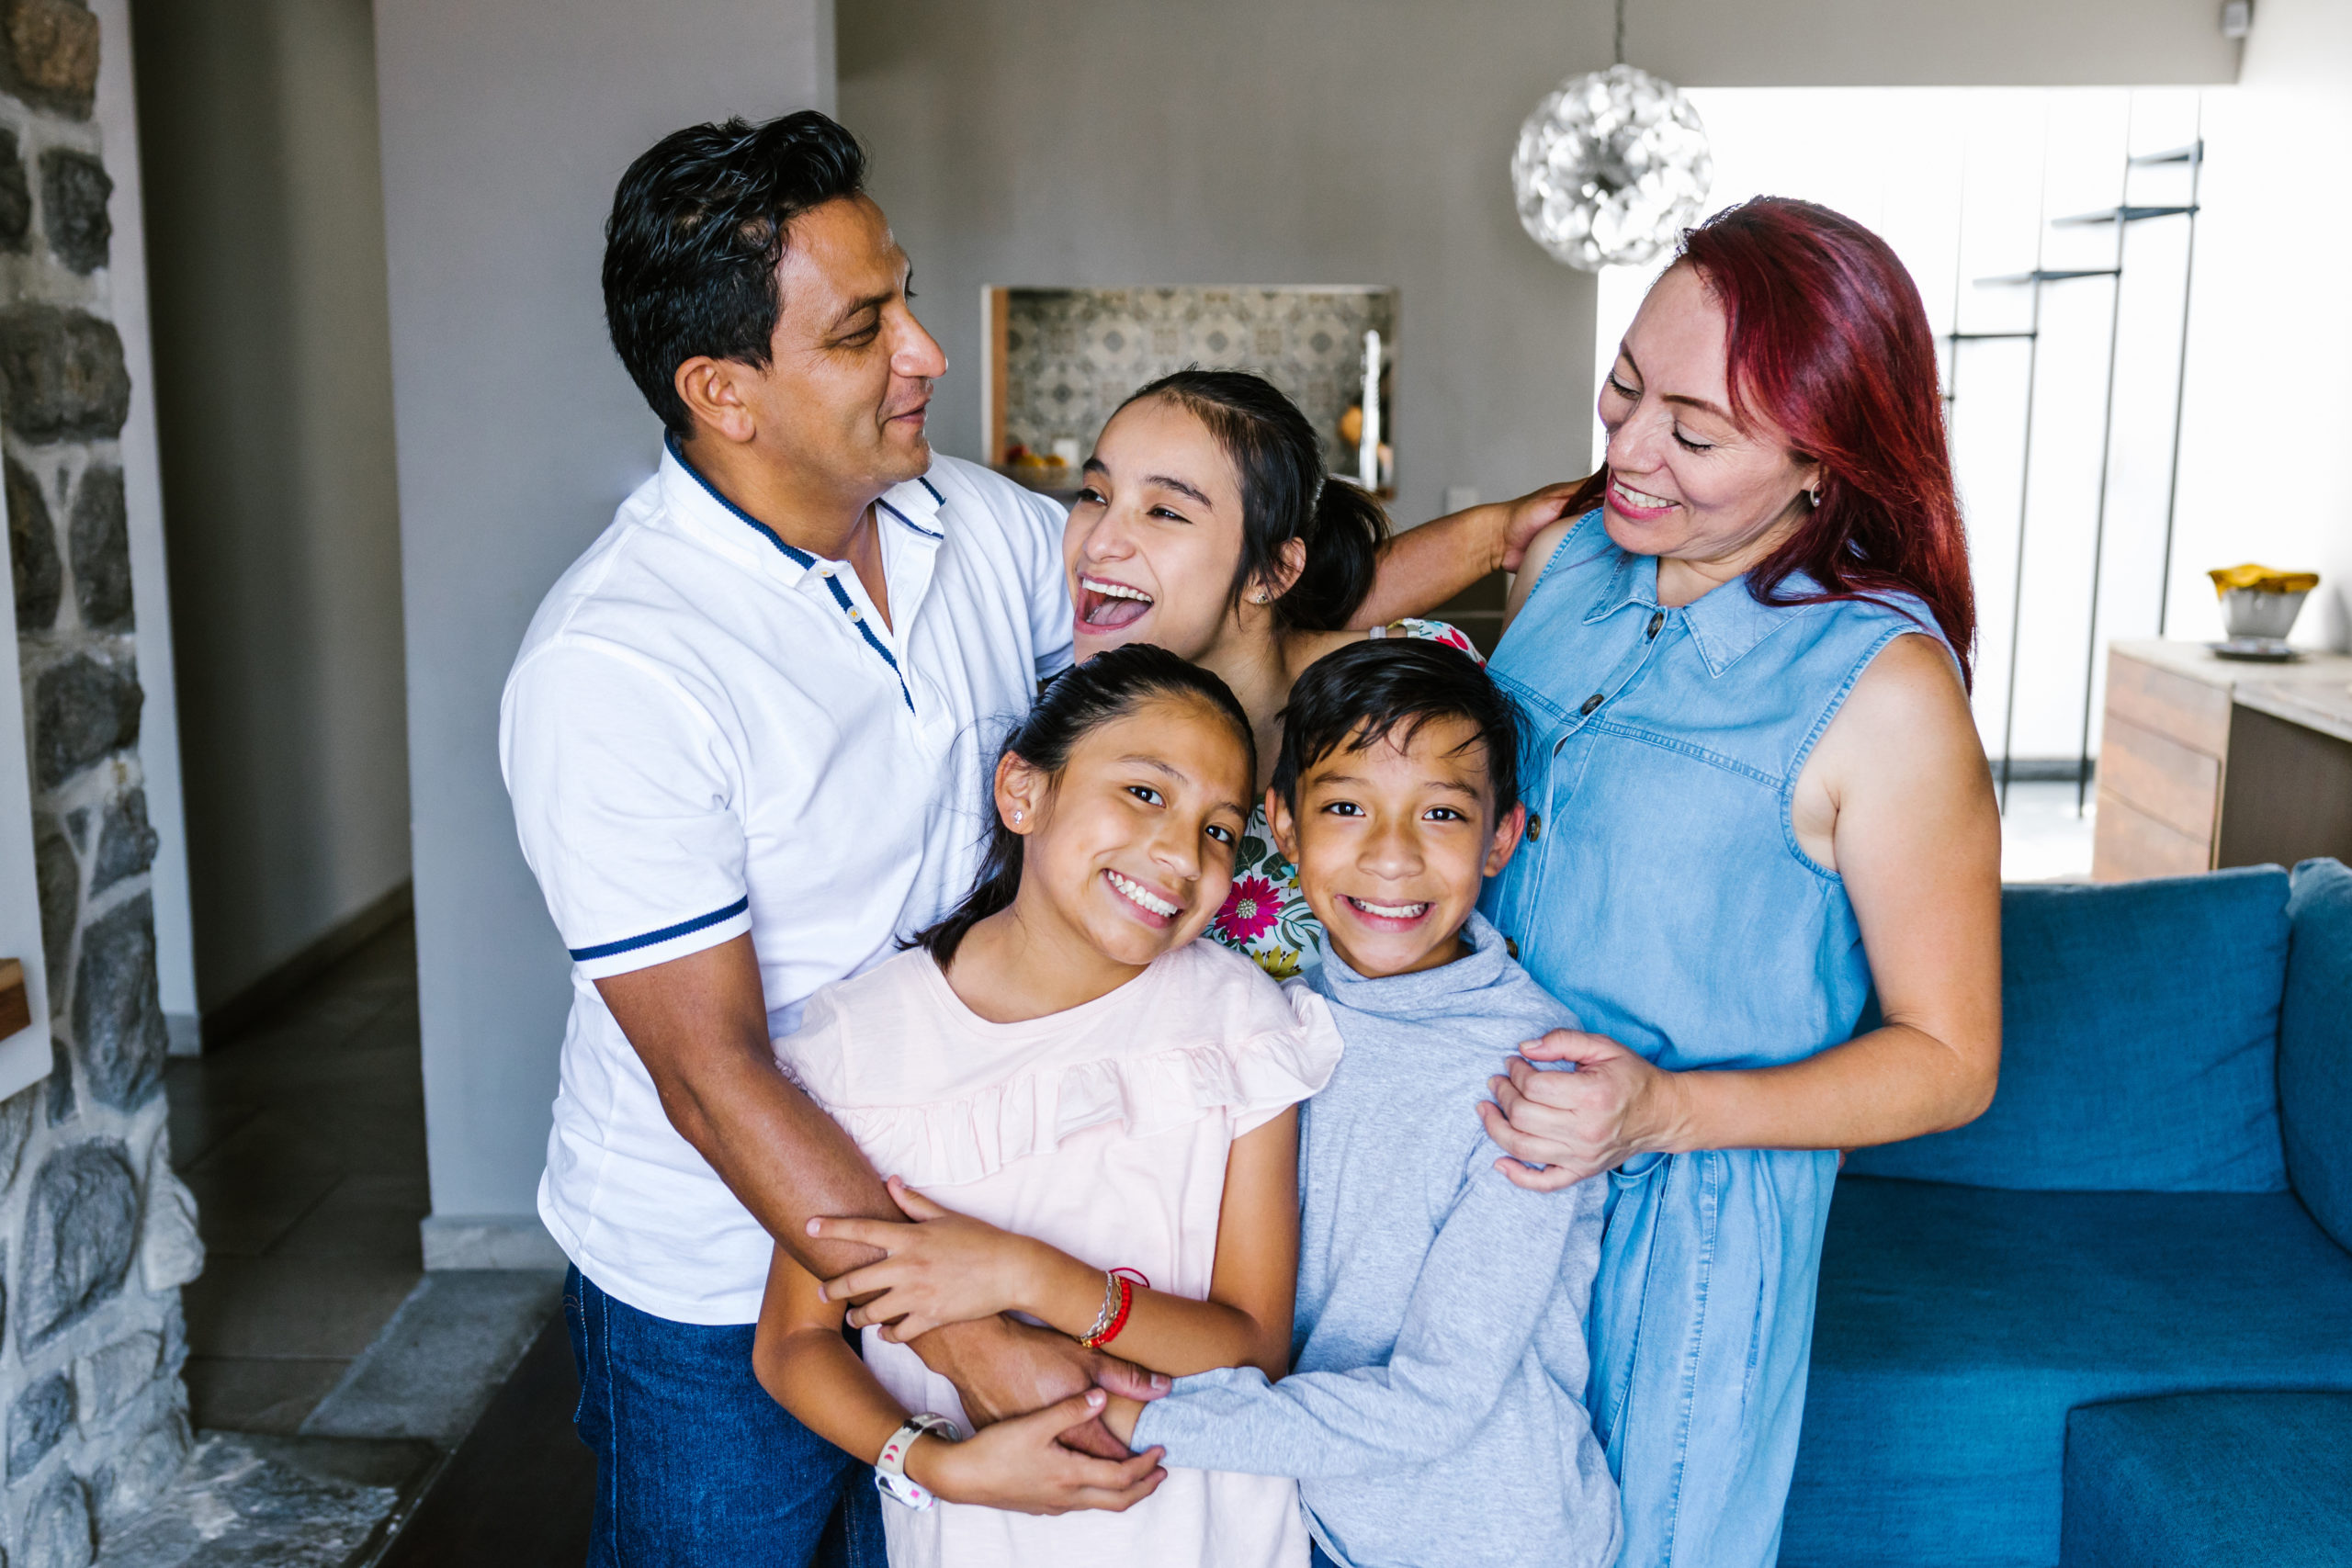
left=1012, top=809, right=1023, bottom=825
left=1251, top=590, right=1270, bottom=605
left=1805, top=488, right=1821, bottom=509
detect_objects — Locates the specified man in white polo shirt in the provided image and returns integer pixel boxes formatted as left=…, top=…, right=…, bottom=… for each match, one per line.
left=501, top=113, right=1165, bottom=1565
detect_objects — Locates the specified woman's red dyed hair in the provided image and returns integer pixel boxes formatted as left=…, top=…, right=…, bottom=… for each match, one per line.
left=1577, top=197, right=1976, bottom=684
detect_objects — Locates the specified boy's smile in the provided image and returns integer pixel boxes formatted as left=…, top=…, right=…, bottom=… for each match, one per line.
left=1270, top=715, right=1525, bottom=979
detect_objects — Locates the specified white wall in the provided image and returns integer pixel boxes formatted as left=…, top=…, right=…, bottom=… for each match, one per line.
left=842, top=0, right=2238, bottom=534
left=130, top=0, right=413, bottom=1014
left=371, top=0, right=835, bottom=1247
left=91, top=0, right=193, bottom=1039
left=2165, top=0, right=2352, bottom=651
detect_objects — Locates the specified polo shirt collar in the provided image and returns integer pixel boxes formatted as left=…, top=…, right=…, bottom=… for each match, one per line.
left=876, top=474, right=948, bottom=542
left=659, top=434, right=952, bottom=569
left=658, top=434, right=815, bottom=579
left=1581, top=541, right=1815, bottom=677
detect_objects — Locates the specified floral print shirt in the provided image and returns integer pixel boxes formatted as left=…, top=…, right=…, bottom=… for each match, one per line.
left=1206, top=619, right=1487, bottom=979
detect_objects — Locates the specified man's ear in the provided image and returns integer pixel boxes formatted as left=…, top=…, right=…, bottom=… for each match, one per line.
left=1481, top=802, right=1528, bottom=878
left=673, top=355, right=761, bottom=446
left=1265, top=784, right=1301, bottom=865
left=995, top=753, right=1046, bottom=835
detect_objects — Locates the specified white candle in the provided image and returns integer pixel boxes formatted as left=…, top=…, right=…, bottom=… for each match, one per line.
left=1360, top=329, right=1383, bottom=491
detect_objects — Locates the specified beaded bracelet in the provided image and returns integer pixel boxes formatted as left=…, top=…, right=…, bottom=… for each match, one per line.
left=1079, top=1270, right=1122, bottom=1345
left=1080, top=1273, right=1134, bottom=1350
left=1078, top=1267, right=1152, bottom=1350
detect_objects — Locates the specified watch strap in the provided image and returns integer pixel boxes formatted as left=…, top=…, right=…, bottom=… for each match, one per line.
left=875, top=1413, right=961, bottom=1510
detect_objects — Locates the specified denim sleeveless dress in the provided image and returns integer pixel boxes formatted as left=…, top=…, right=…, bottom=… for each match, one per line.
left=1479, top=512, right=1947, bottom=1568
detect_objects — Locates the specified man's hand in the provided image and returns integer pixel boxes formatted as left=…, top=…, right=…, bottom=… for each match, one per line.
left=912, top=1315, right=1167, bottom=1459
left=1498, top=480, right=1589, bottom=572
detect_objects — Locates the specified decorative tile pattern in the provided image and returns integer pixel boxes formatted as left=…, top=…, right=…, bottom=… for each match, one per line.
left=1001, top=287, right=1397, bottom=474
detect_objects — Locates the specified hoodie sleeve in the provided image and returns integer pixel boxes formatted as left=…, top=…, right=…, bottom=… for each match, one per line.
left=1131, top=1145, right=1605, bottom=1478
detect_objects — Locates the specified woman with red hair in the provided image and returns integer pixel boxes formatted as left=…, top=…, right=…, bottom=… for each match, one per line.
left=1476, top=197, right=2001, bottom=1564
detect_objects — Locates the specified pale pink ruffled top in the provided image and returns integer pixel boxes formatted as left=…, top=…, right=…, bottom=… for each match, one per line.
left=776, top=938, right=1345, bottom=1568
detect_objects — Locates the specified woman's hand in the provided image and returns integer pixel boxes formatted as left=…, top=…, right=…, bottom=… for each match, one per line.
left=910, top=1389, right=1168, bottom=1515
left=812, top=1178, right=1046, bottom=1340
left=1476, top=1029, right=1691, bottom=1189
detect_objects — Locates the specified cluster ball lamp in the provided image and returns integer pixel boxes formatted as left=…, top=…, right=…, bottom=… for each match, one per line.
left=1511, top=40, right=1713, bottom=275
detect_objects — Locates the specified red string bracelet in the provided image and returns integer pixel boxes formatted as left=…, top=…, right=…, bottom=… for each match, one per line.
left=1082, top=1273, right=1137, bottom=1349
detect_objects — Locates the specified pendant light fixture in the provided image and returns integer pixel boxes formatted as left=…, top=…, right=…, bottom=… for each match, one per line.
left=1511, top=0, right=1713, bottom=272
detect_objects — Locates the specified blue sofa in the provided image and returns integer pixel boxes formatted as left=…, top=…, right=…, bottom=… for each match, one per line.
left=1781, top=859, right=2352, bottom=1568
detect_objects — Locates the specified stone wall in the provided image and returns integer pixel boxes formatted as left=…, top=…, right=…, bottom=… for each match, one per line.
left=0, top=3, right=198, bottom=1564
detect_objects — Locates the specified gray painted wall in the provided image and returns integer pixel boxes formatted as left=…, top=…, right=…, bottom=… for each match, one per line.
left=379, top=0, right=2239, bottom=1239
left=371, top=0, right=833, bottom=1239
left=842, top=0, right=2243, bottom=531
left=130, top=0, right=412, bottom=1012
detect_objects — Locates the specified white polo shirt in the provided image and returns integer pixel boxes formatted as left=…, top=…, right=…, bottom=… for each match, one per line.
left=501, top=438, right=1071, bottom=1325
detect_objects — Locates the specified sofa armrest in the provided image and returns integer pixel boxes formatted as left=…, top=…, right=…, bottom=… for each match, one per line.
left=2283, top=858, right=2352, bottom=1251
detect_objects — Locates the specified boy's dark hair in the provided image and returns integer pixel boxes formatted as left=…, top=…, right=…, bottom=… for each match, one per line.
left=1272, top=639, right=1520, bottom=818
left=910, top=646, right=1257, bottom=967
left=1114, top=369, right=1389, bottom=633
left=603, top=111, right=867, bottom=436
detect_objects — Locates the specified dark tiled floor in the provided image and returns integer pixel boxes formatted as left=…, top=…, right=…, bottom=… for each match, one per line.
left=167, top=920, right=429, bottom=1434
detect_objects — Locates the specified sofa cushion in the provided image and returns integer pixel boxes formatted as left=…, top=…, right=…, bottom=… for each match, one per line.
left=2283, top=858, right=2352, bottom=1251
left=1846, top=867, right=2290, bottom=1192
left=2060, top=1390, right=2352, bottom=1568
left=1782, top=1176, right=2352, bottom=1568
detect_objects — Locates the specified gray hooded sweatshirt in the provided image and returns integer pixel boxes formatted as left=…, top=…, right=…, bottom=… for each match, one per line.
left=1131, top=913, right=1621, bottom=1568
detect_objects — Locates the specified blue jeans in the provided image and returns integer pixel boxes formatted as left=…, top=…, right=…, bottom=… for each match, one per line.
left=566, top=1266, right=883, bottom=1566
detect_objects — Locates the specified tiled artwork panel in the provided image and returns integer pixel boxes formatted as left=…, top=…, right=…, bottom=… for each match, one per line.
left=1001, top=287, right=1397, bottom=473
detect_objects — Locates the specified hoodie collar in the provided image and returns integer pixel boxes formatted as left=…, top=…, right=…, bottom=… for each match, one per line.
left=1309, top=910, right=1514, bottom=1025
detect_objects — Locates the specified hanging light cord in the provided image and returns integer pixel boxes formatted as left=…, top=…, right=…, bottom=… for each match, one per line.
left=1614, top=0, right=1627, bottom=66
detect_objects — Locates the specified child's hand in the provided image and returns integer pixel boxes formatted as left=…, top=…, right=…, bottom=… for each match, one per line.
left=911, top=1389, right=1168, bottom=1516
left=810, top=1177, right=1046, bottom=1340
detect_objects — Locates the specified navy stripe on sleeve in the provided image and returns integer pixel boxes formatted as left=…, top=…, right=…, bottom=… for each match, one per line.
left=569, top=897, right=752, bottom=963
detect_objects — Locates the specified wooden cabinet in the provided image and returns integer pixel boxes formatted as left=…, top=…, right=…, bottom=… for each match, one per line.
left=2093, top=639, right=2352, bottom=880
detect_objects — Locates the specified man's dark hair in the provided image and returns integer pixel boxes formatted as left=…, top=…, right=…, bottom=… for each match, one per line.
left=603, top=111, right=867, bottom=436
left=1272, top=639, right=1520, bottom=819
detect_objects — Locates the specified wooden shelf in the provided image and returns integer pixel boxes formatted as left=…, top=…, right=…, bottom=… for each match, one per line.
left=2093, top=639, right=2352, bottom=880
left=0, top=958, right=28, bottom=1042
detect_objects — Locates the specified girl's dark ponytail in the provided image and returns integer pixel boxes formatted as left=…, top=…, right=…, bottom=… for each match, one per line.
left=1278, top=478, right=1385, bottom=631
left=909, top=645, right=1255, bottom=967
left=1114, top=368, right=1390, bottom=635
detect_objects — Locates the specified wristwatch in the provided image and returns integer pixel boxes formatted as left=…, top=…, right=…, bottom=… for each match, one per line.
left=875, top=1413, right=962, bottom=1510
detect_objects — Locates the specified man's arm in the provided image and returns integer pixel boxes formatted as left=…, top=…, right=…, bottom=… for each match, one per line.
left=594, top=934, right=894, bottom=1279
left=1347, top=480, right=1589, bottom=630
left=595, top=933, right=1164, bottom=1442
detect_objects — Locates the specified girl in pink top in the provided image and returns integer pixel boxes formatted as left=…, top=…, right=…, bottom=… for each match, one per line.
left=753, top=644, right=1342, bottom=1568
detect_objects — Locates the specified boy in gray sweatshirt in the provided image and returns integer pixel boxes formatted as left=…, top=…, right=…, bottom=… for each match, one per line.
left=1111, top=639, right=1620, bottom=1568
